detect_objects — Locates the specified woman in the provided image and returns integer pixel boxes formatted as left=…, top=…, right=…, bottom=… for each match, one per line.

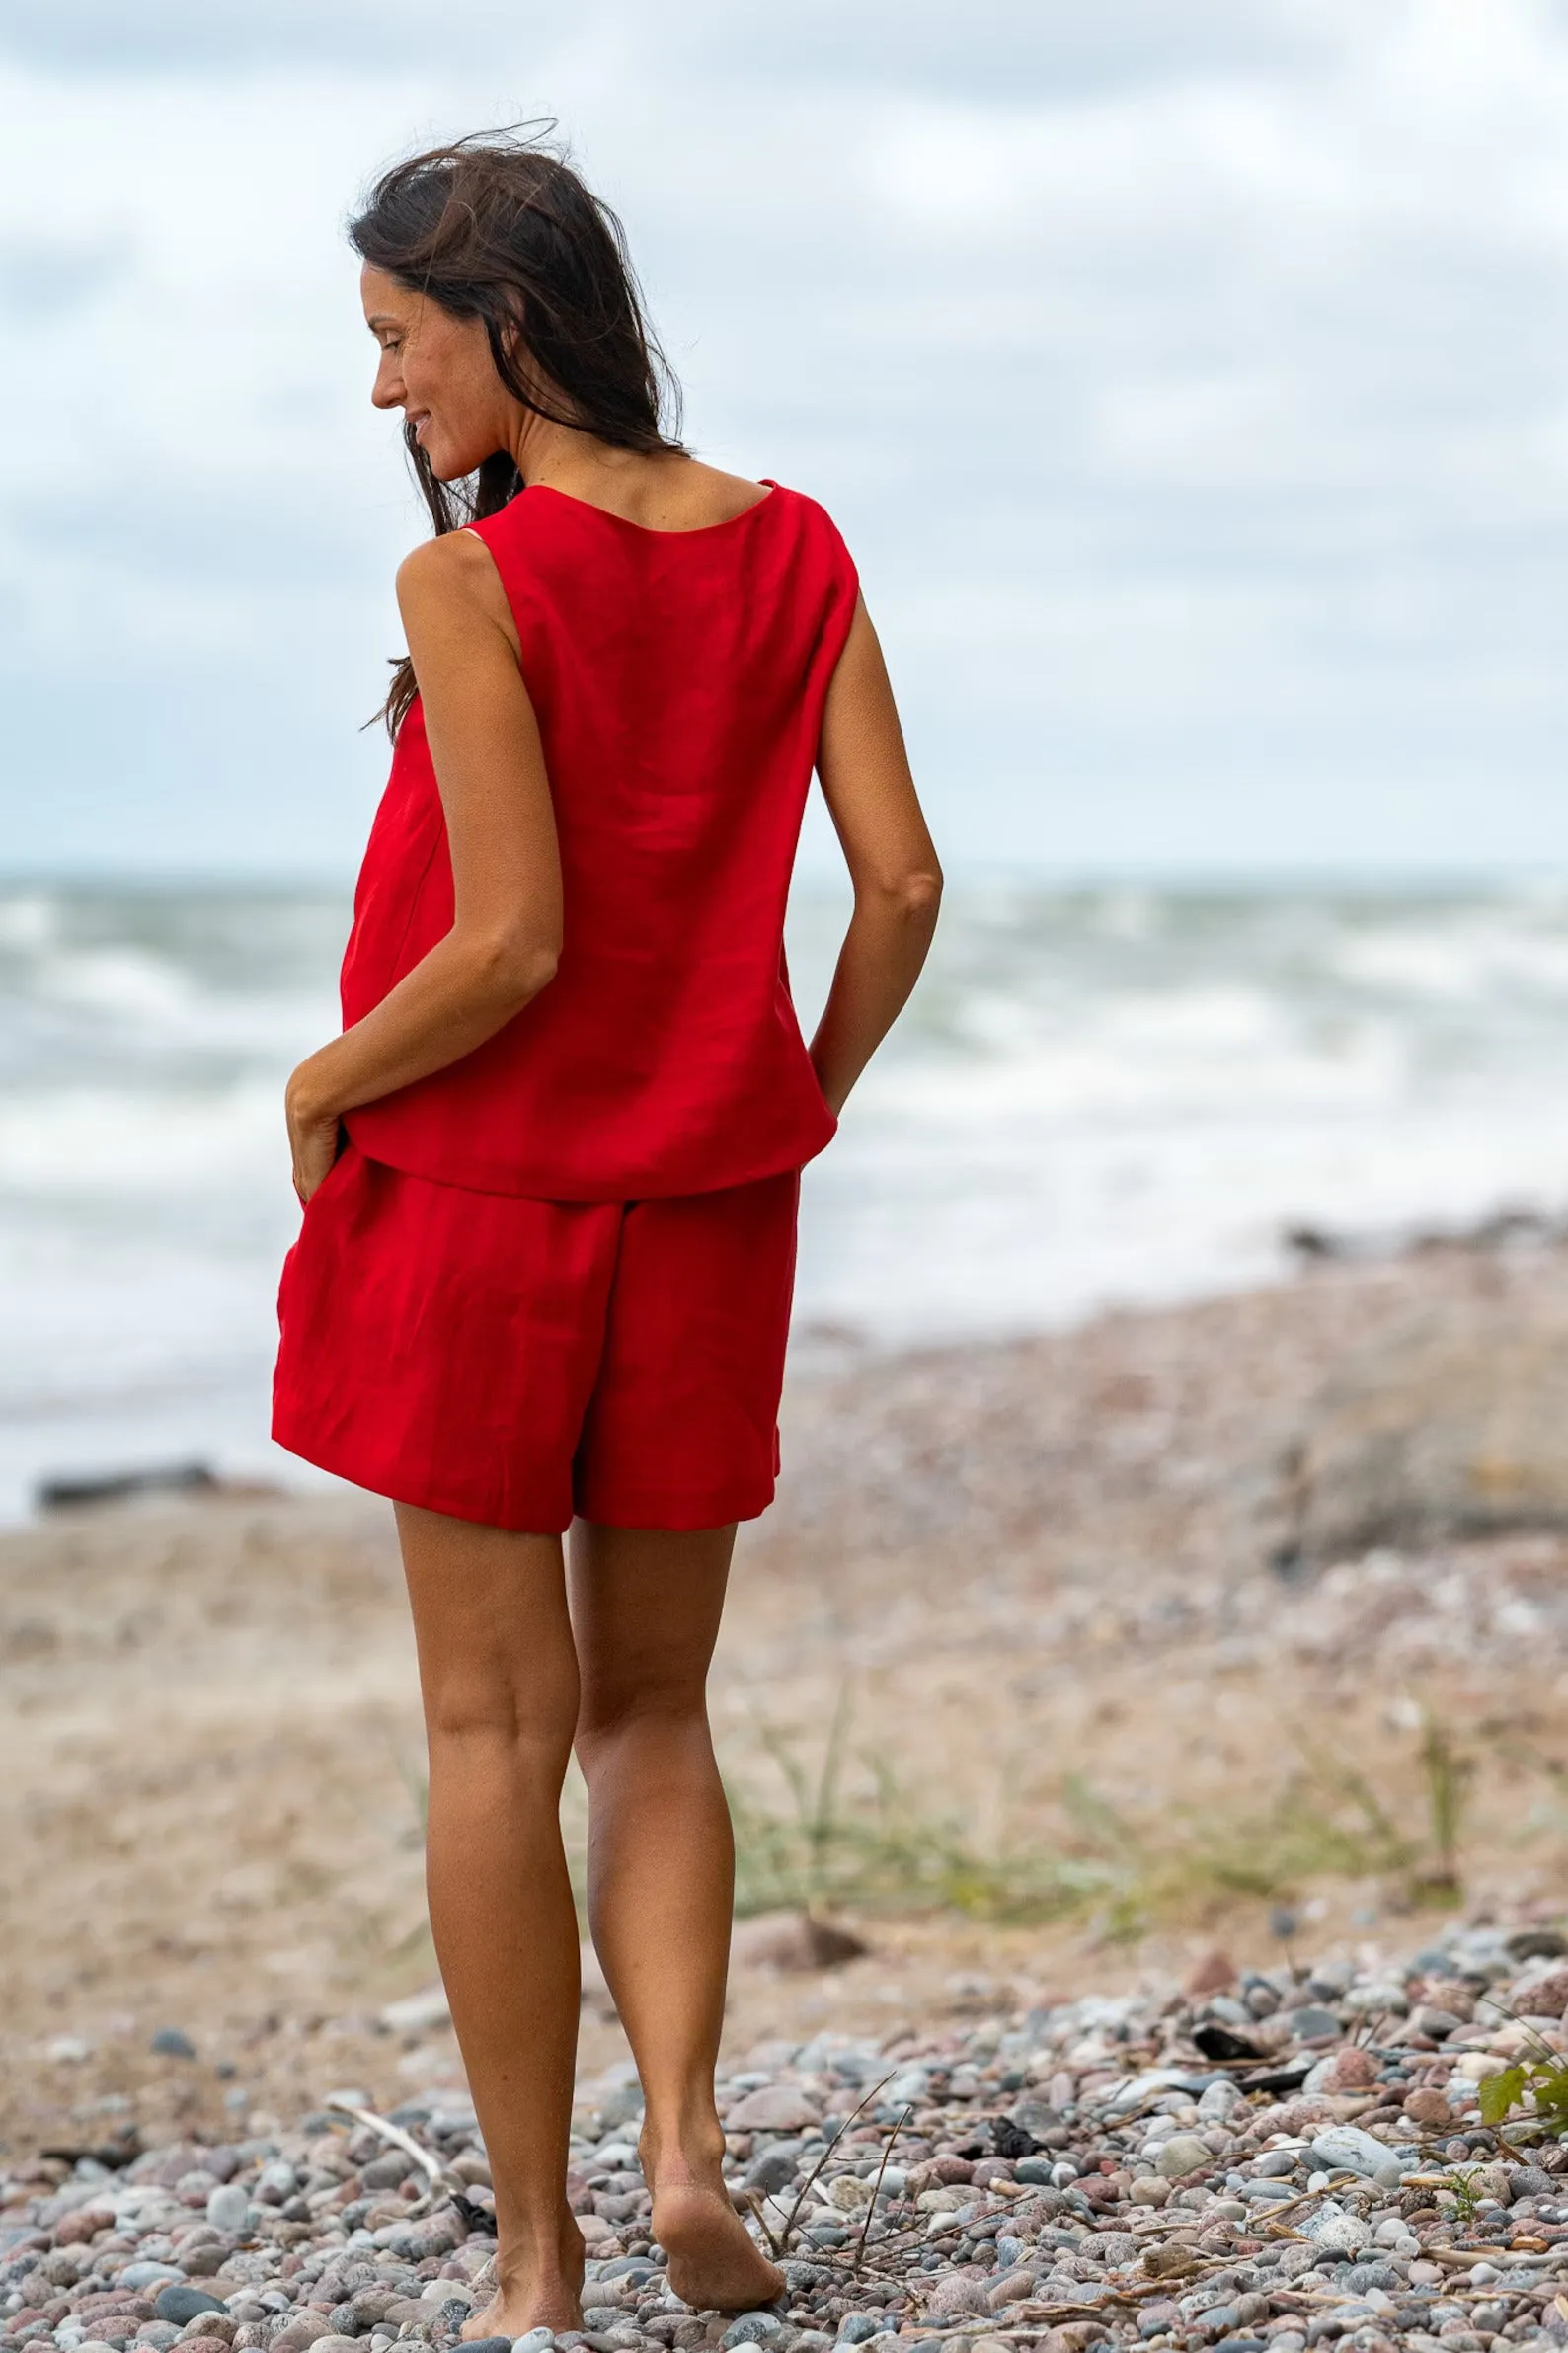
left=273, top=133, right=941, bottom=2340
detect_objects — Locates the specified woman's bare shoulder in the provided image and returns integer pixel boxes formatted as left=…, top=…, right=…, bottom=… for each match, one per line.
left=395, top=529, right=515, bottom=636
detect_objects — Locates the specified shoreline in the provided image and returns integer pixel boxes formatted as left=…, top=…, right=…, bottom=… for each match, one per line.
left=5, top=1237, right=1568, bottom=2162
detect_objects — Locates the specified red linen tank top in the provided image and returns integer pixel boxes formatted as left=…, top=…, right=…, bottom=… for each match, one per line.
left=340, top=480, right=856, bottom=1199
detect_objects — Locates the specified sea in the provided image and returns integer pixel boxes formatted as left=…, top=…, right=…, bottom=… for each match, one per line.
left=5, top=873, right=1568, bottom=1523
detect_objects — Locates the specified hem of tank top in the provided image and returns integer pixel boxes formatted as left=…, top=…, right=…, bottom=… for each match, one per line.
left=335, top=1132, right=827, bottom=1204
left=482, top=477, right=779, bottom=539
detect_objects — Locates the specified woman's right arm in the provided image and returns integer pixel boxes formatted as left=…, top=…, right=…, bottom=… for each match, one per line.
left=809, top=596, right=943, bottom=1116
left=283, top=531, right=563, bottom=1199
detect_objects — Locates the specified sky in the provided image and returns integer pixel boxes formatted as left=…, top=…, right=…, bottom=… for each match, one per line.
left=3, top=0, right=1568, bottom=877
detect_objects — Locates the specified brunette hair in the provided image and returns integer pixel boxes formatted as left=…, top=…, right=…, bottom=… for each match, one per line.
left=350, top=128, right=684, bottom=735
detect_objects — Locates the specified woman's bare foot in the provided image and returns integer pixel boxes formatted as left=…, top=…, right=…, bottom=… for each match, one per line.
left=460, top=2211, right=585, bottom=2340
left=650, top=2176, right=785, bottom=2313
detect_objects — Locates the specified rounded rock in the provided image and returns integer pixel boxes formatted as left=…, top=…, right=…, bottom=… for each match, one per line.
left=723, top=2087, right=823, bottom=2135
left=1322, top=2048, right=1379, bottom=2091
left=1155, top=2137, right=1212, bottom=2181
left=925, top=2277, right=989, bottom=2319
left=154, top=2291, right=227, bottom=2328
left=1197, top=2081, right=1243, bottom=2124
left=720, top=2317, right=784, bottom=2348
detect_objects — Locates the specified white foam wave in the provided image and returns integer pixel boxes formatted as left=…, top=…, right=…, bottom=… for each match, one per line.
left=1331, top=915, right=1568, bottom=999
left=7, top=878, right=1568, bottom=1520
left=0, top=1081, right=289, bottom=1196
left=866, top=986, right=1403, bottom=1122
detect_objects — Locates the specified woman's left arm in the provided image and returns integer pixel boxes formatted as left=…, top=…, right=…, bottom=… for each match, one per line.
left=284, top=531, right=563, bottom=1201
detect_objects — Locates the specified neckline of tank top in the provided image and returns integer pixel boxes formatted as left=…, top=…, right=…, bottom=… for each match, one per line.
left=515, top=477, right=779, bottom=539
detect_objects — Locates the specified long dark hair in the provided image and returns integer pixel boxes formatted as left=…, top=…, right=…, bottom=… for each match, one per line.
left=350, top=128, right=684, bottom=736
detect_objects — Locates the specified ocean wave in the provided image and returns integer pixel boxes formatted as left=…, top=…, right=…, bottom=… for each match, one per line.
left=6, top=878, right=1568, bottom=1512
left=0, top=1080, right=289, bottom=1195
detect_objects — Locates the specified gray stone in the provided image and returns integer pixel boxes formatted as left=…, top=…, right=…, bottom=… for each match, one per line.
left=720, top=2319, right=784, bottom=2349
left=1196, top=2080, right=1243, bottom=2123
left=154, top=2290, right=227, bottom=2327
left=1300, top=2204, right=1372, bottom=2255
left=594, top=2086, right=645, bottom=2134
left=1308, top=2126, right=1404, bottom=2188
left=150, top=2029, right=197, bottom=2060
left=1283, top=2006, right=1343, bottom=2041
left=121, top=2264, right=186, bottom=2292
left=205, top=2187, right=251, bottom=2235
left=1155, top=2136, right=1212, bottom=2180
left=744, top=2150, right=798, bottom=2196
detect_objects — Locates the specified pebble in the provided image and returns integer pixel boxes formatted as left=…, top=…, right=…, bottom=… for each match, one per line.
left=205, top=2184, right=252, bottom=2235
left=8, top=1925, right=1568, bottom=2353
left=720, top=2318, right=784, bottom=2347
left=153, top=2290, right=226, bottom=2326
left=723, top=2087, right=822, bottom=2133
left=1307, top=2125, right=1407, bottom=2187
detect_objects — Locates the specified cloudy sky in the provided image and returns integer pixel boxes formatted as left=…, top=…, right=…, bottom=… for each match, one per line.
left=3, top=0, right=1568, bottom=876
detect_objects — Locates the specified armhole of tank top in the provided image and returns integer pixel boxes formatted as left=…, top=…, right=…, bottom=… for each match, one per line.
left=451, top=522, right=528, bottom=671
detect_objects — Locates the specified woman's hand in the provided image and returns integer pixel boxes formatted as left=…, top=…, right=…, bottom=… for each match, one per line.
left=285, top=1062, right=343, bottom=1205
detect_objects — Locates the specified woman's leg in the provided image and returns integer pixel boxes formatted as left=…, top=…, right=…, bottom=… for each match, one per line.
left=569, top=1522, right=784, bottom=2311
left=395, top=1503, right=587, bottom=2339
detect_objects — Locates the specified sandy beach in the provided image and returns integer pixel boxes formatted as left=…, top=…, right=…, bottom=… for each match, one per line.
left=6, top=1237, right=1568, bottom=2168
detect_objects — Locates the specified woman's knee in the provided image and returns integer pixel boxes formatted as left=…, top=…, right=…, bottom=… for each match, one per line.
left=424, top=1656, right=580, bottom=1765
left=575, top=1667, right=710, bottom=1754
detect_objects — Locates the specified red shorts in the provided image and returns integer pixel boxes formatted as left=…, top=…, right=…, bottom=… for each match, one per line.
left=272, top=1145, right=799, bottom=1533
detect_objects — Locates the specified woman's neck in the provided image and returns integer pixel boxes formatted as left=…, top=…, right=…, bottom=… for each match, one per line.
left=510, top=409, right=672, bottom=503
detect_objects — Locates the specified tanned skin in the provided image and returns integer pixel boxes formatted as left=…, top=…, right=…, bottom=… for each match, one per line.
left=282, top=264, right=941, bottom=2337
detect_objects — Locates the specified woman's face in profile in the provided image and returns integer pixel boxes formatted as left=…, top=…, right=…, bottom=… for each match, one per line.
left=361, top=262, right=510, bottom=482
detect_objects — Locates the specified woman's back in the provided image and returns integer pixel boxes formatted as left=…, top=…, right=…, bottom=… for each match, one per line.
left=342, top=477, right=858, bottom=1198
left=275, top=129, right=940, bottom=2343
